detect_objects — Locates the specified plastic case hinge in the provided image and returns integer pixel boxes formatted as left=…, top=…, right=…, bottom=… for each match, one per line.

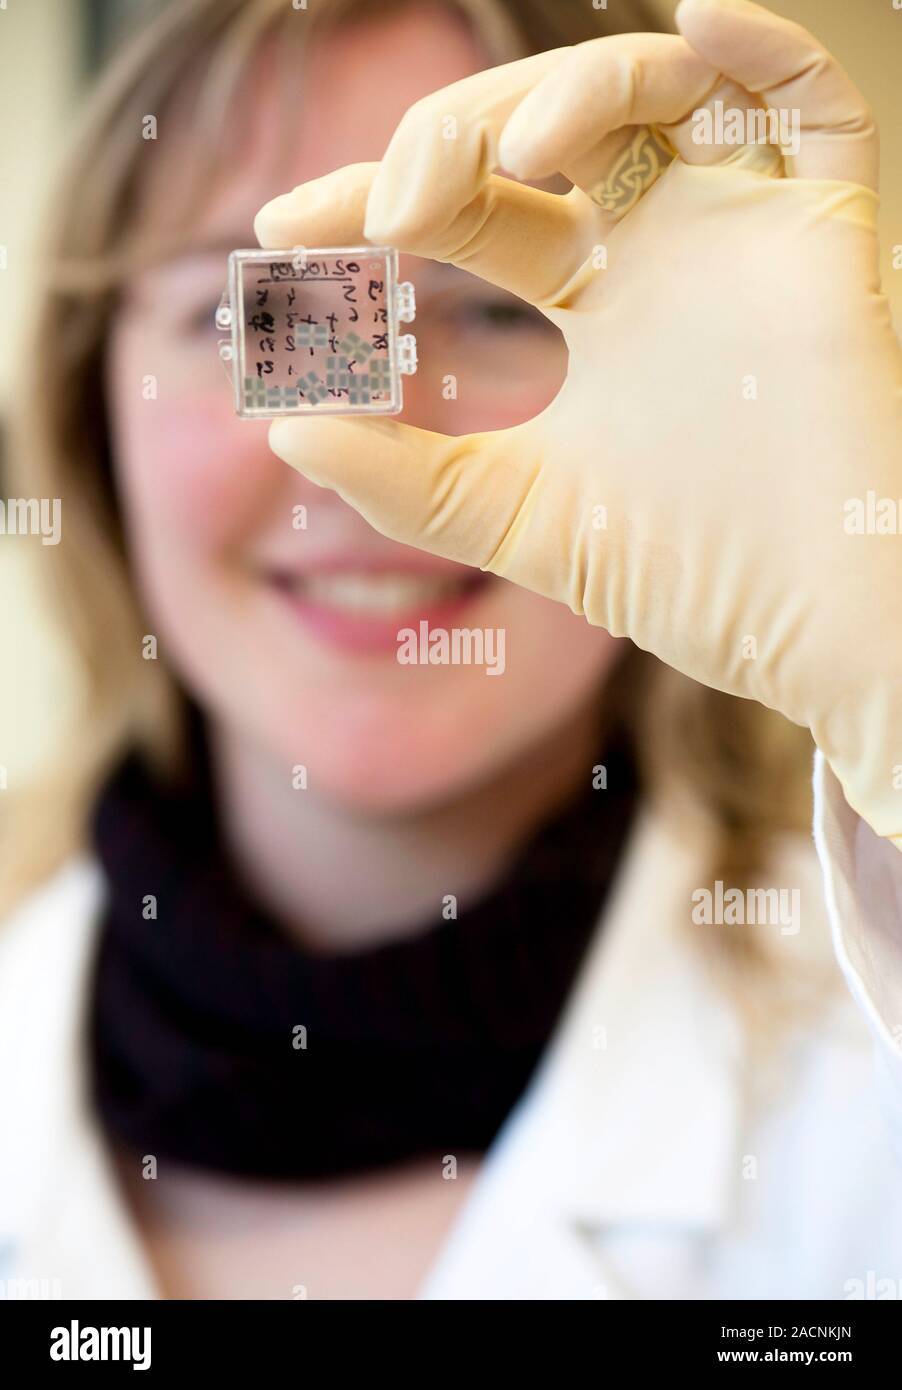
left=396, top=281, right=416, bottom=324
left=398, top=334, right=418, bottom=376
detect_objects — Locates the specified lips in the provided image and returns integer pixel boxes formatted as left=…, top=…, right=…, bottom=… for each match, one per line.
left=267, top=565, right=490, bottom=654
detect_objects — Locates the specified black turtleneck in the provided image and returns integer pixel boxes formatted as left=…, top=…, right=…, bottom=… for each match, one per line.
left=87, top=715, right=639, bottom=1181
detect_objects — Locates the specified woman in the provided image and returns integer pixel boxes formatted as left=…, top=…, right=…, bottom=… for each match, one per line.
left=1, top=0, right=900, bottom=1300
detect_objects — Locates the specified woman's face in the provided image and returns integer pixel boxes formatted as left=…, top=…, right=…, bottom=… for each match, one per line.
left=106, top=2, right=621, bottom=810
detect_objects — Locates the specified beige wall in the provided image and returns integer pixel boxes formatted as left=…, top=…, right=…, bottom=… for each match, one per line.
left=0, top=0, right=80, bottom=787
left=0, top=0, right=79, bottom=409
left=1, top=0, right=900, bottom=785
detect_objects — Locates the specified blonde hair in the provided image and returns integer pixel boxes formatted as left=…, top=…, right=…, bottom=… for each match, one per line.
left=4, top=0, right=826, bottom=1025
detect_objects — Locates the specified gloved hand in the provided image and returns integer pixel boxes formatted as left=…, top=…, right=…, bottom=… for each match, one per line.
left=255, top=0, right=902, bottom=846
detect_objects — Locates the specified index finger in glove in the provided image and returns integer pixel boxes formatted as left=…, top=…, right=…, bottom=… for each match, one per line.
left=255, top=158, right=599, bottom=310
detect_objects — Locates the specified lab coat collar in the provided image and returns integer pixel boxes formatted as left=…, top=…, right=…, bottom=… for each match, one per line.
left=0, top=860, right=159, bottom=1299
left=420, top=802, right=747, bottom=1298
left=526, top=799, right=746, bottom=1231
left=414, top=800, right=744, bottom=1295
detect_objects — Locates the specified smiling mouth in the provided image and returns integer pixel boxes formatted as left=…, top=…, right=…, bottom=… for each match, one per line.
left=270, top=569, right=487, bottom=618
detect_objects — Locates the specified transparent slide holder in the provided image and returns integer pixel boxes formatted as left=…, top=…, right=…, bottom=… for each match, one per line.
left=216, top=246, right=417, bottom=419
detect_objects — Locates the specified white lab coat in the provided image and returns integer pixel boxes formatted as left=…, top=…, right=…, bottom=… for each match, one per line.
left=1, top=751, right=901, bottom=1300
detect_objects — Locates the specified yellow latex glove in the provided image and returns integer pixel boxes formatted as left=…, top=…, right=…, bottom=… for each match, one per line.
left=256, top=0, right=902, bottom=846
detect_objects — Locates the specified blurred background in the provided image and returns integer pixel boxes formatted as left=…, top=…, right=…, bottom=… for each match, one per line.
left=1, top=0, right=900, bottom=788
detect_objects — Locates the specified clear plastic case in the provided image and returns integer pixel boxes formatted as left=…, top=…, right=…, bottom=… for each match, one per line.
left=216, top=246, right=417, bottom=419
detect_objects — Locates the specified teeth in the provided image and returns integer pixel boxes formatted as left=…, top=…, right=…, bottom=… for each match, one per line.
left=289, top=572, right=466, bottom=615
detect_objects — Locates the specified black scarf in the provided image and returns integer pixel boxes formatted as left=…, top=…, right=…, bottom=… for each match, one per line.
left=87, top=719, right=639, bottom=1181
